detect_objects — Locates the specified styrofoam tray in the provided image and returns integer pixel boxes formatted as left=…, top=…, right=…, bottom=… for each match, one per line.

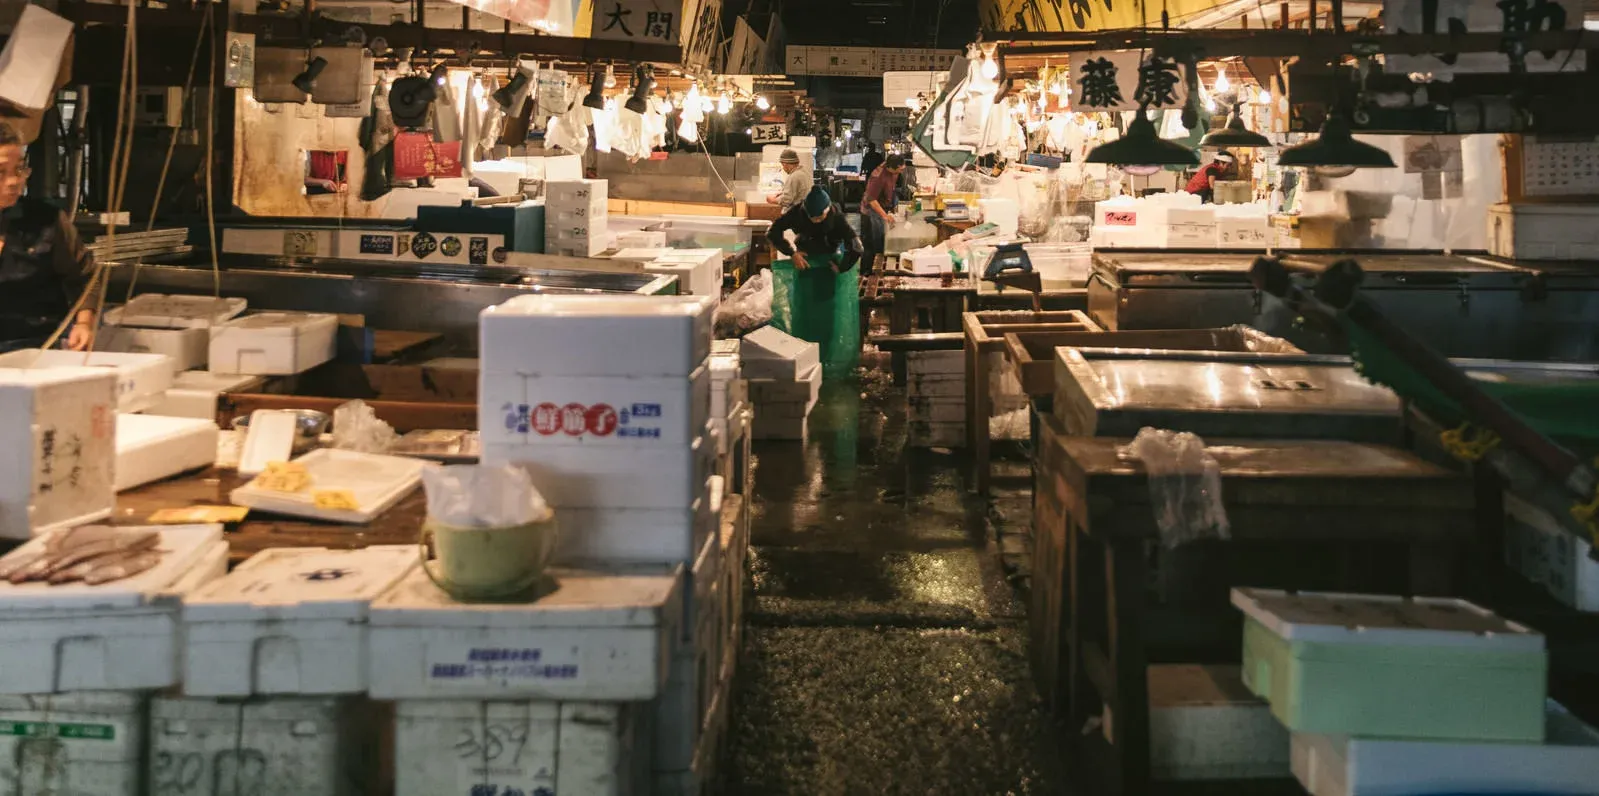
left=0, top=524, right=223, bottom=611
left=1231, top=588, right=1544, bottom=651
left=230, top=448, right=427, bottom=524
left=104, top=294, right=247, bottom=329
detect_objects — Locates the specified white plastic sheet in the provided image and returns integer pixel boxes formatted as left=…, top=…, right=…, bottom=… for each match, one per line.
left=1126, top=427, right=1230, bottom=548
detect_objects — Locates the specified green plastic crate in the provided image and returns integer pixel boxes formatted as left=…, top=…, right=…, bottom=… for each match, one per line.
left=1235, top=589, right=1547, bottom=742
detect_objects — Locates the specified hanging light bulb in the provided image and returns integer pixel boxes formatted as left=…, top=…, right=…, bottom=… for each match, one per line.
left=755, top=95, right=770, bottom=110
left=662, top=96, right=674, bottom=114
left=603, top=64, right=617, bottom=88
left=1204, top=95, right=1216, bottom=113
left=717, top=93, right=731, bottom=114
left=1258, top=87, right=1271, bottom=105
left=1214, top=69, right=1230, bottom=94
left=745, top=127, right=753, bottom=135
left=981, top=56, right=999, bottom=80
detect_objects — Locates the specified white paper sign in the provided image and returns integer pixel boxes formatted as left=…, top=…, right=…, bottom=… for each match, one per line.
left=751, top=123, right=788, bottom=144
left=1066, top=50, right=1190, bottom=113
left=1384, top=0, right=1583, bottom=74
left=589, top=0, right=684, bottom=43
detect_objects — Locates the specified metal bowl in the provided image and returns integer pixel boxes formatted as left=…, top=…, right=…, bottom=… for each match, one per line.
left=231, top=409, right=331, bottom=441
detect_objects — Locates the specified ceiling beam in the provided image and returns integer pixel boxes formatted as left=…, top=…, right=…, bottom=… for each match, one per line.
left=992, top=28, right=1599, bottom=60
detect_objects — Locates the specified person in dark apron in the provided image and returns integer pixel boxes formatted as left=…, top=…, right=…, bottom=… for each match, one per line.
left=860, top=154, right=905, bottom=275
left=0, top=124, right=96, bottom=353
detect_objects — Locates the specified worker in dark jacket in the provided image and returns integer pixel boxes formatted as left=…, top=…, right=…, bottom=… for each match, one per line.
left=765, top=187, right=863, bottom=375
left=0, top=124, right=96, bottom=353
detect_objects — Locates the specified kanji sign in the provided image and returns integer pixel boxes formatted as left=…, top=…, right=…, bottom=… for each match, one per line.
left=751, top=123, right=788, bottom=143
left=589, top=0, right=683, bottom=43
left=1066, top=50, right=1189, bottom=112
left=1384, top=0, right=1582, bottom=73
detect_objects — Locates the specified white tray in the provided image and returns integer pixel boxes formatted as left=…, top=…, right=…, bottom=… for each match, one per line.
left=230, top=448, right=426, bottom=524
left=105, top=294, right=247, bottom=329
left=0, top=524, right=223, bottom=611
left=1231, top=588, right=1544, bottom=652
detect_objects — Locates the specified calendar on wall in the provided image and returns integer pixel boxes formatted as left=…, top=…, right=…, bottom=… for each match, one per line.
left=1522, top=137, right=1599, bottom=197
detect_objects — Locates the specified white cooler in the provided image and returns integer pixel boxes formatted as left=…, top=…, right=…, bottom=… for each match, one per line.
left=0, top=366, right=117, bottom=538
left=208, top=312, right=338, bottom=375
left=0, top=691, right=146, bottom=795
left=149, top=695, right=368, bottom=796
left=0, top=349, right=175, bottom=413
left=114, top=414, right=218, bottom=491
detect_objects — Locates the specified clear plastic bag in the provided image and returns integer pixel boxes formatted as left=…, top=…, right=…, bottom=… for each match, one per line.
left=421, top=463, right=551, bottom=528
left=1126, top=427, right=1230, bottom=547
left=714, top=269, right=773, bottom=337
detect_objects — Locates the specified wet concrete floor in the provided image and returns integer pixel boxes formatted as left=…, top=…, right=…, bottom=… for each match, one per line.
left=723, top=369, right=1069, bottom=796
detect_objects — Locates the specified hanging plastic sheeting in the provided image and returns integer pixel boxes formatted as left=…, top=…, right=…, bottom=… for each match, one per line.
left=979, top=96, right=1027, bottom=163
left=909, top=57, right=977, bottom=171
left=612, top=102, right=650, bottom=161
left=642, top=96, right=669, bottom=151
left=435, top=0, right=575, bottom=35
left=532, top=66, right=568, bottom=131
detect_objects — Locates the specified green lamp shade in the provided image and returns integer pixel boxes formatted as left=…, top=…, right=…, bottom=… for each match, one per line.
left=1277, top=115, right=1396, bottom=169
left=1084, top=114, right=1199, bottom=167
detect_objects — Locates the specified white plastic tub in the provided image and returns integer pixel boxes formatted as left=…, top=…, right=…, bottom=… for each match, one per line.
left=181, top=546, right=418, bottom=696
left=367, top=566, right=682, bottom=700
left=0, top=691, right=146, bottom=795
left=0, top=366, right=117, bottom=538
left=114, top=414, right=218, bottom=492
left=207, top=312, right=338, bottom=376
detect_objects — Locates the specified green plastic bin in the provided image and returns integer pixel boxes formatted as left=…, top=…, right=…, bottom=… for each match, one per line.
left=1235, top=589, right=1547, bottom=742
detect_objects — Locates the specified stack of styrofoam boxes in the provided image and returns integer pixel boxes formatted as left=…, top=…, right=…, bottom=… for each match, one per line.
left=905, top=350, right=964, bottom=448
left=477, top=294, right=731, bottom=792
left=741, top=326, right=821, bottom=441
left=97, top=294, right=248, bottom=372
left=1488, top=203, right=1599, bottom=261
left=367, top=566, right=684, bottom=796
left=143, top=371, right=264, bottom=420
left=647, top=249, right=725, bottom=300
left=546, top=179, right=609, bottom=258
left=0, top=349, right=177, bottom=414
left=1147, top=664, right=1289, bottom=782
left=208, top=312, right=339, bottom=376
left=709, top=340, right=751, bottom=495
left=1230, top=588, right=1599, bottom=796
left=171, top=546, right=417, bottom=794
left=1503, top=493, right=1599, bottom=612
left=0, top=366, right=120, bottom=536
left=0, top=524, right=228, bottom=794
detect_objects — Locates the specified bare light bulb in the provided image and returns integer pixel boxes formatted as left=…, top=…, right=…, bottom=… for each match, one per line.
left=755, top=95, right=770, bottom=110
left=1204, top=96, right=1216, bottom=113
left=1122, top=164, right=1162, bottom=176
left=1258, top=87, right=1271, bottom=104
left=603, top=65, right=616, bottom=88
left=662, top=97, right=674, bottom=113
left=1214, top=71, right=1230, bottom=94
left=981, top=57, right=999, bottom=80
left=717, top=94, right=731, bottom=114
left=1313, top=165, right=1358, bottom=178
left=745, top=128, right=753, bottom=135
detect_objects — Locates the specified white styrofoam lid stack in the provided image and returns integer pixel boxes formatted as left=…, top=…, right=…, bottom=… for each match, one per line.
left=0, top=524, right=224, bottom=611
left=480, top=294, right=715, bottom=377
left=1232, top=588, right=1545, bottom=651
left=370, top=566, right=682, bottom=630
left=185, top=545, right=418, bottom=623
left=105, top=294, right=248, bottom=329
left=218, top=311, right=338, bottom=335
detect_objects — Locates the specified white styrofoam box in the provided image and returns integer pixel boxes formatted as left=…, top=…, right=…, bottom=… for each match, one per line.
left=0, top=366, right=116, bottom=539
left=549, top=488, right=717, bottom=567
left=746, top=366, right=822, bottom=409
left=612, top=247, right=671, bottom=263
left=230, top=449, right=426, bottom=524
left=548, top=203, right=607, bottom=224
left=104, top=294, right=247, bottom=329
left=394, top=700, right=649, bottom=796
left=0, top=525, right=226, bottom=692
left=367, top=566, right=682, bottom=700
left=480, top=294, right=715, bottom=378
left=0, top=691, right=145, bottom=795
left=903, top=246, right=953, bottom=275
left=208, top=312, right=338, bottom=376
left=1504, top=492, right=1599, bottom=612
left=1292, top=701, right=1599, bottom=796
left=114, top=414, right=218, bottom=492
left=182, top=546, right=419, bottom=696
left=617, top=230, right=668, bottom=249
left=0, top=349, right=176, bottom=414
left=1488, top=202, right=1599, bottom=260
left=740, top=326, right=820, bottom=381
left=1217, top=216, right=1274, bottom=248
left=656, top=529, right=725, bottom=774
left=546, top=236, right=610, bottom=258
left=482, top=432, right=714, bottom=510
left=149, top=696, right=366, bottom=796
left=0, top=6, right=71, bottom=110
left=95, top=325, right=209, bottom=371
left=1148, top=665, right=1289, bottom=782
left=545, top=178, right=608, bottom=202
left=142, top=371, right=263, bottom=420
left=1165, top=206, right=1218, bottom=248
left=645, top=249, right=724, bottom=298
left=480, top=364, right=711, bottom=449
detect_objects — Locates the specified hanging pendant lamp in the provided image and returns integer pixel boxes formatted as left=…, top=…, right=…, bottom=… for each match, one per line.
left=1199, top=102, right=1272, bottom=148
left=623, top=64, right=656, bottom=115
left=1084, top=105, right=1199, bottom=172
left=582, top=66, right=607, bottom=110
left=1277, top=112, right=1395, bottom=170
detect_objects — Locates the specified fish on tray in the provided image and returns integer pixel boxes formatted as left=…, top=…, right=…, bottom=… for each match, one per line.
left=0, top=527, right=164, bottom=586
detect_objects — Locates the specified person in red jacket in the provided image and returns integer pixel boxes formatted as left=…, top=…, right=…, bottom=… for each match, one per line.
left=1185, top=151, right=1237, bottom=203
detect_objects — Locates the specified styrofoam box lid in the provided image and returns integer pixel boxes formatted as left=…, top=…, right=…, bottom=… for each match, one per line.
left=170, top=370, right=261, bottom=391
left=370, top=565, right=682, bottom=629
left=741, top=326, right=816, bottom=362
left=0, top=348, right=173, bottom=377
left=217, top=312, right=339, bottom=334
left=105, top=294, right=248, bottom=329
left=0, top=524, right=224, bottom=612
left=0, top=364, right=112, bottom=388
left=1231, top=588, right=1544, bottom=652
left=711, top=340, right=739, bottom=356
left=185, top=545, right=419, bottom=623
left=489, top=294, right=713, bottom=322
left=117, top=413, right=217, bottom=451
left=612, top=248, right=670, bottom=262
left=230, top=448, right=426, bottom=521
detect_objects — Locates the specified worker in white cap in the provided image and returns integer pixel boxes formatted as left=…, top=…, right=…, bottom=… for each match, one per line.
left=766, top=148, right=813, bottom=215
left=1185, top=150, right=1238, bottom=203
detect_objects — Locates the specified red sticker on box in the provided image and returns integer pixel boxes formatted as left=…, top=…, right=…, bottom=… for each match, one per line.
left=560, top=403, right=587, bottom=436
left=532, top=403, right=562, bottom=436
left=585, top=404, right=618, bottom=436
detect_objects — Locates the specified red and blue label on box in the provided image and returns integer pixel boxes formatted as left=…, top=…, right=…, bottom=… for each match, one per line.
left=502, top=402, right=664, bottom=439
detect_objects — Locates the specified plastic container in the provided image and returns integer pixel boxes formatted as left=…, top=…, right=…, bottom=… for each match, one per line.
left=479, top=364, right=711, bottom=449
left=229, top=449, right=427, bottom=524
left=113, top=413, right=218, bottom=492
left=739, top=326, right=820, bottom=381
left=104, top=294, right=247, bottom=329
left=549, top=482, right=717, bottom=566
left=0, top=366, right=117, bottom=538
left=480, top=295, right=715, bottom=379
left=1234, top=588, right=1547, bottom=742
left=480, top=432, right=715, bottom=510
left=149, top=696, right=369, bottom=796
left=0, top=525, right=227, bottom=693
left=367, top=566, right=682, bottom=700
left=1291, top=701, right=1599, bottom=796
left=645, top=248, right=724, bottom=298
left=661, top=218, right=752, bottom=254
left=181, top=546, right=418, bottom=696
left=0, top=349, right=176, bottom=414
left=95, top=326, right=209, bottom=371
left=207, top=312, right=338, bottom=376
left=0, top=691, right=146, bottom=795
left=393, top=700, right=649, bottom=796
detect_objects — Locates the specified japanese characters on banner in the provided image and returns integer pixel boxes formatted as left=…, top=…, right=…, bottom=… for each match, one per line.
left=726, top=17, right=766, bottom=75
left=589, top=0, right=683, bottom=43
left=681, top=0, right=724, bottom=72
left=1384, top=0, right=1582, bottom=74
left=750, top=123, right=787, bottom=144
left=785, top=46, right=959, bottom=77
left=1065, top=50, right=1189, bottom=113
left=393, top=133, right=464, bottom=181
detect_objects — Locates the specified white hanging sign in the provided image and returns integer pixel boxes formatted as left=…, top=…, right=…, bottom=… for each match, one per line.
left=1065, top=50, right=1189, bottom=113
left=589, top=0, right=684, bottom=44
left=751, top=123, right=788, bottom=144
left=1383, top=0, right=1583, bottom=74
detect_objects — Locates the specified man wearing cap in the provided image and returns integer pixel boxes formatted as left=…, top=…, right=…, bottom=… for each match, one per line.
left=860, top=153, right=905, bottom=274
left=766, top=148, right=812, bottom=215
left=765, top=187, right=864, bottom=374
left=1185, top=151, right=1238, bottom=203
